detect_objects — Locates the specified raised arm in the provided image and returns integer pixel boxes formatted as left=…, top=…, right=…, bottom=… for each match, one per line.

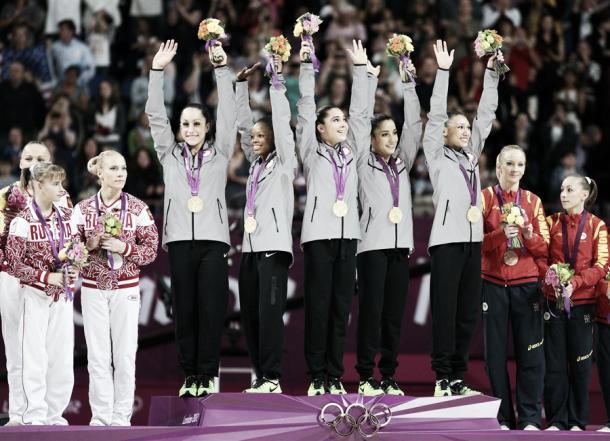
left=469, top=57, right=499, bottom=158
left=423, top=40, right=453, bottom=163
left=396, top=59, right=422, bottom=171
left=211, top=44, right=238, bottom=159
left=345, top=40, right=370, bottom=156
left=235, top=63, right=261, bottom=164
left=145, top=40, right=179, bottom=162
left=269, top=58, right=296, bottom=167
left=296, top=40, right=318, bottom=165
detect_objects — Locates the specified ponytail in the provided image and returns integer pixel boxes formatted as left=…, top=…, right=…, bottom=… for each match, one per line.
left=583, top=176, right=598, bottom=211
left=20, top=168, right=32, bottom=191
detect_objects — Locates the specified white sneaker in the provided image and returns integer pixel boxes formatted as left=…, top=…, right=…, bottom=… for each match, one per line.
left=307, top=377, right=325, bottom=396
left=499, top=424, right=510, bottom=430
left=545, top=425, right=560, bottom=431
left=570, top=426, right=583, bottom=431
left=244, top=378, right=282, bottom=393
left=523, top=424, right=539, bottom=431
left=597, top=426, right=610, bottom=432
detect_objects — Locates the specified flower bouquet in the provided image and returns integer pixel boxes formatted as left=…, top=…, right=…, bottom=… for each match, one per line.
left=544, top=263, right=575, bottom=314
left=58, top=241, right=89, bottom=301
left=197, top=18, right=226, bottom=64
left=474, top=29, right=510, bottom=76
left=293, top=12, right=322, bottom=71
left=386, top=34, right=416, bottom=82
left=0, top=185, right=28, bottom=235
left=263, top=35, right=291, bottom=89
left=95, top=212, right=123, bottom=269
left=500, top=203, right=526, bottom=248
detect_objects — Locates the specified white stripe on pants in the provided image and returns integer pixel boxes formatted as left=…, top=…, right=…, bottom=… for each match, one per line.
left=81, top=285, right=140, bottom=426
left=21, top=286, right=74, bottom=425
left=0, top=272, right=24, bottom=422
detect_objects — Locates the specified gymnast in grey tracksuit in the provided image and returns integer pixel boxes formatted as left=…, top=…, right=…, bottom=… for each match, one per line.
left=235, top=61, right=297, bottom=392
left=423, top=40, right=499, bottom=396
left=297, top=40, right=364, bottom=395
left=353, top=59, right=421, bottom=395
left=145, top=40, right=236, bottom=396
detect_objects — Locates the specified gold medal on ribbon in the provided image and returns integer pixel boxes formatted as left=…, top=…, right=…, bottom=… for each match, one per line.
left=109, top=252, right=124, bottom=270
left=503, top=250, right=519, bottom=266
left=466, top=205, right=481, bottom=223
left=244, top=215, right=257, bottom=234
left=187, top=196, right=203, bottom=213
left=388, top=206, right=403, bottom=224
left=332, top=200, right=348, bottom=217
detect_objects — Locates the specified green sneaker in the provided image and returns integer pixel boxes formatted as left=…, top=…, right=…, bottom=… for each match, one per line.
left=449, top=380, right=481, bottom=396
left=381, top=377, right=404, bottom=396
left=358, top=378, right=384, bottom=396
left=179, top=375, right=199, bottom=397
left=244, top=378, right=282, bottom=393
left=328, top=377, right=347, bottom=395
left=196, top=375, right=215, bottom=396
left=307, top=377, right=326, bottom=396
left=433, top=379, right=452, bottom=397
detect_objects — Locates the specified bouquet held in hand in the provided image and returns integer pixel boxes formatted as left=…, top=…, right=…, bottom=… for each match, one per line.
left=293, top=13, right=322, bottom=70
left=197, top=18, right=226, bottom=63
left=263, top=35, right=291, bottom=89
left=474, top=29, right=510, bottom=76
left=544, top=263, right=574, bottom=314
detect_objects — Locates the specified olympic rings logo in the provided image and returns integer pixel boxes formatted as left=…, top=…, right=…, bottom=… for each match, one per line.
left=318, top=402, right=392, bottom=438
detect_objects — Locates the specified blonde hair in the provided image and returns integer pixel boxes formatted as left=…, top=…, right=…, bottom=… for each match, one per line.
left=87, top=150, right=124, bottom=176
left=496, top=144, right=526, bottom=167
left=27, top=162, right=66, bottom=185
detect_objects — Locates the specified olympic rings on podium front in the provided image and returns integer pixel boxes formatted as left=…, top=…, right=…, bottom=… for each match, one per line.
left=318, top=401, right=392, bottom=438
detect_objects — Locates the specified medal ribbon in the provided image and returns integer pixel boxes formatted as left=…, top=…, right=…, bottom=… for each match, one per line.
left=95, top=192, right=127, bottom=269
left=181, top=143, right=205, bottom=197
left=328, top=147, right=347, bottom=202
left=458, top=164, right=477, bottom=208
left=245, top=159, right=267, bottom=217
left=374, top=154, right=400, bottom=207
left=560, top=211, right=588, bottom=316
left=32, top=200, right=71, bottom=301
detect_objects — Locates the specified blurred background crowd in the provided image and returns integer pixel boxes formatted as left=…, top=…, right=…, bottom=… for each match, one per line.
left=1, top=0, right=609, bottom=220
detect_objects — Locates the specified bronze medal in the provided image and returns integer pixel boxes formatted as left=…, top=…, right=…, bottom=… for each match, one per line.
left=503, top=250, right=519, bottom=266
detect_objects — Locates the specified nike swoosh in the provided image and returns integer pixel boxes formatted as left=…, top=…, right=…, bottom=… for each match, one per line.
left=265, top=252, right=277, bottom=258
left=269, top=385, right=278, bottom=392
left=223, top=253, right=229, bottom=258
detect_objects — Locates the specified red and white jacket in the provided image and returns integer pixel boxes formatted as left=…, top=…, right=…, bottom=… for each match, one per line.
left=481, top=186, right=549, bottom=285
left=1, top=182, right=71, bottom=270
left=72, top=191, right=158, bottom=291
left=542, top=211, right=608, bottom=306
left=6, top=202, right=76, bottom=300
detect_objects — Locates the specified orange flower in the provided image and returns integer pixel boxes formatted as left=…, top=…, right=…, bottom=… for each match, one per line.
left=197, top=22, right=209, bottom=39
left=493, top=33, right=503, bottom=45
left=391, top=40, right=404, bottom=51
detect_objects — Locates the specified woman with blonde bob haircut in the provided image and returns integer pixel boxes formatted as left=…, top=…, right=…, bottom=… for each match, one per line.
left=6, top=162, right=77, bottom=425
left=72, top=150, right=159, bottom=426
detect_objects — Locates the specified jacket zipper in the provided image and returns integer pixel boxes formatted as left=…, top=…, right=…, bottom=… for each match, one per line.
left=365, top=207, right=372, bottom=232
left=272, top=208, right=279, bottom=233
left=310, top=196, right=317, bottom=222
left=442, top=200, right=449, bottom=225
left=216, top=198, right=223, bottom=224
left=164, top=199, right=172, bottom=235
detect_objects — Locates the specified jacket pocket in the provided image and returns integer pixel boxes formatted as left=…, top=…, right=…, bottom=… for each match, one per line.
left=272, top=208, right=279, bottom=233
left=365, top=207, right=372, bottom=233
left=164, top=199, right=172, bottom=234
left=442, top=200, right=449, bottom=226
left=310, top=196, right=318, bottom=222
left=216, top=198, right=224, bottom=224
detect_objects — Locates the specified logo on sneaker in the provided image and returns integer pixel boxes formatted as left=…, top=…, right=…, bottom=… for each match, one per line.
left=482, top=302, right=488, bottom=312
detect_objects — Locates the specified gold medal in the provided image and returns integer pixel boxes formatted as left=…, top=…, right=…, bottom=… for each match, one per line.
left=388, top=206, right=403, bottom=224
left=466, top=205, right=481, bottom=223
left=187, top=196, right=203, bottom=213
left=244, top=216, right=257, bottom=234
left=332, top=200, right=348, bottom=217
left=503, top=250, right=519, bottom=266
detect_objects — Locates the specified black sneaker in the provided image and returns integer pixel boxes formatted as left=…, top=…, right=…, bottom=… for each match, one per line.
left=179, top=375, right=199, bottom=397
left=196, top=375, right=215, bottom=396
left=358, top=377, right=384, bottom=396
left=327, top=377, right=347, bottom=395
left=449, top=380, right=481, bottom=396
left=381, top=377, right=404, bottom=396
